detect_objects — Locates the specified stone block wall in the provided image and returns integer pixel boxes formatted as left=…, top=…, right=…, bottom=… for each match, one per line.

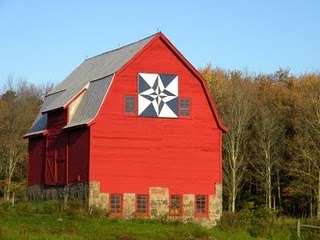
left=86, top=182, right=222, bottom=227
left=28, top=182, right=222, bottom=227
left=27, top=182, right=89, bottom=202
left=123, top=193, right=135, bottom=218
left=183, top=194, right=195, bottom=220
left=149, top=187, right=169, bottom=218
left=88, top=181, right=109, bottom=209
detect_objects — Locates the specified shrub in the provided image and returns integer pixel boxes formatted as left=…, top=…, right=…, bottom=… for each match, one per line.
left=247, top=208, right=277, bottom=237
left=218, top=211, right=242, bottom=231
left=62, top=200, right=88, bottom=217
left=218, top=207, right=296, bottom=239
left=88, top=205, right=110, bottom=219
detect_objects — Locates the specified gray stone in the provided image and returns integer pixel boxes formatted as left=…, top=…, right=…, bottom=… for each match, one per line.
left=28, top=182, right=89, bottom=202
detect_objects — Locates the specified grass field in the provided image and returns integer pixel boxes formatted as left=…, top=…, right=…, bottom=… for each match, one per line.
left=0, top=201, right=315, bottom=240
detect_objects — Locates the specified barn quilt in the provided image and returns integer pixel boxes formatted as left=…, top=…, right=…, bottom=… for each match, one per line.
left=138, top=73, right=178, bottom=118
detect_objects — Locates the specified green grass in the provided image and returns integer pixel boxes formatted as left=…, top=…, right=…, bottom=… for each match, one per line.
left=0, top=201, right=307, bottom=240
left=0, top=211, right=221, bottom=240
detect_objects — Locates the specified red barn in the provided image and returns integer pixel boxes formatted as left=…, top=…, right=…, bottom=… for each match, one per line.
left=25, top=32, right=226, bottom=225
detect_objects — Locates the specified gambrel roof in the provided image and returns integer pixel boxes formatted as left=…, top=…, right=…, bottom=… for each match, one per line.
left=25, top=32, right=226, bottom=138
left=25, top=34, right=156, bottom=137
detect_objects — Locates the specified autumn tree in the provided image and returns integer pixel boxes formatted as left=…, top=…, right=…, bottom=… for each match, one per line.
left=251, top=76, right=285, bottom=209
left=200, top=65, right=255, bottom=212
left=289, top=74, right=320, bottom=218
left=0, top=77, right=50, bottom=200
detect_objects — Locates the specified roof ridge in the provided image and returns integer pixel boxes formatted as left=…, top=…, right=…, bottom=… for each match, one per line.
left=89, top=73, right=114, bottom=83
left=45, top=89, right=65, bottom=97
left=85, top=32, right=159, bottom=61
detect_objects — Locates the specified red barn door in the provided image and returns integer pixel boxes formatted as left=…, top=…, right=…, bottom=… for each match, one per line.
left=45, top=135, right=67, bottom=185
left=56, top=134, right=67, bottom=185
left=45, top=136, right=56, bottom=185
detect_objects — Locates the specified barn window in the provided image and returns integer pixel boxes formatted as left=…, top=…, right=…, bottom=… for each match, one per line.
left=125, top=95, right=135, bottom=114
left=110, top=194, right=122, bottom=214
left=179, top=98, right=190, bottom=117
left=195, top=195, right=208, bottom=216
left=169, top=195, right=182, bottom=216
left=136, top=194, right=148, bottom=214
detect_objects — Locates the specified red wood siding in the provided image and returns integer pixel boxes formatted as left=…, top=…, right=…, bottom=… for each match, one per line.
left=45, top=136, right=56, bottom=185
left=29, top=109, right=90, bottom=186
left=28, top=137, right=46, bottom=186
left=45, top=109, right=68, bottom=185
left=47, top=110, right=67, bottom=136
left=68, top=128, right=89, bottom=183
left=56, top=133, right=67, bottom=185
left=90, top=37, right=222, bottom=195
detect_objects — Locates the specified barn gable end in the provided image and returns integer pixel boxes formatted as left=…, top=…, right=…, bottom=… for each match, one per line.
left=25, top=32, right=225, bottom=226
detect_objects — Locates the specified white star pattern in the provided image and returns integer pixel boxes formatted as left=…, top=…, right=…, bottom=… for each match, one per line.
left=138, top=73, right=178, bottom=118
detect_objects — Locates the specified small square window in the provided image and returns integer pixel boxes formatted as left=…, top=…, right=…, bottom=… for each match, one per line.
left=195, top=195, right=208, bottom=216
left=136, top=194, right=148, bottom=214
left=169, top=195, right=182, bottom=216
left=125, top=95, right=135, bottom=114
left=179, top=98, right=190, bottom=117
left=110, top=194, right=122, bottom=214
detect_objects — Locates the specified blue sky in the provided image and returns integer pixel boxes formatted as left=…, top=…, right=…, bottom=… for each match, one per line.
left=1, top=1, right=319, bottom=86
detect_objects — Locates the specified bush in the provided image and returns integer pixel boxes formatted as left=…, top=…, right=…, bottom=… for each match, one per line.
left=218, top=207, right=299, bottom=239
left=88, top=205, right=110, bottom=219
left=248, top=208, right=277, bottom=237
left=218, top=211, right=242, bottom=231
left=62, top=200, right=88, bottom=217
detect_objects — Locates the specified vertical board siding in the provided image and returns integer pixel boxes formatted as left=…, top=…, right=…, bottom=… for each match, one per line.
left=47, top=110, right=67, bottom=136
left=45, top=136, right=56, bottom=185
left=68, top=128, right=89, bottom=183
left=28, top=137, right=46, bottom=186
left=45, top=109, right=68, bottom=185
left=56, top=133, right=67, bottom=185
left=90, top=38, right=222, bottom=195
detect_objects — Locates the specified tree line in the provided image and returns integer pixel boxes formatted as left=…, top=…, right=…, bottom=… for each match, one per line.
left=200, top=64, right=320, bottom=218
left=1, top=67, right=320, bottom=218
left=0, top=77, right=52, bottom=201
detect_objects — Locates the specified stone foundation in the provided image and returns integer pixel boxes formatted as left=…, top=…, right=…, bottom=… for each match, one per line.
left=183, top=194, right=195, bottom=220
left=150, top=187, right=169, bottom=218
left=123, top=193, right=135, bottom=218
left=88, top=181, right=109, bottom=209
left=27, top=182, right=89, bottom=202
left=87, top=182, right=222, bottom=227
left=28, top=181, right=222, bottom=227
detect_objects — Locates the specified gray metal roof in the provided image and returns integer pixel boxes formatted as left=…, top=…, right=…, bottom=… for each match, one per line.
left=63, top=75, right=113, bottom=129
left=45, top=34, right=156, bottom=113
left=26, top=33, right=156, bottom=137
left=24, top=91, right=64, bottom=137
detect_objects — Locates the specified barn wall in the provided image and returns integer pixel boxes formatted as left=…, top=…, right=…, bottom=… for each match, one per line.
left=28, top=126, right=90, bottom=201
left=28, top=107, right=89, bottom=200
left=28, top=136, right=46, bottom=186
left=45, top=109, right=68, bottom=185
left=47, top=109, right=67, bottom=136
left=90, top=37, right=222, bottom=196
left=68, top=127, right=90, bottom=183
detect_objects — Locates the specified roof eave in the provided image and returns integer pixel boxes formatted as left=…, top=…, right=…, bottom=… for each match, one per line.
left=41, top=106, right=64, bottom=114
left=62, top=123, right=89, bottom=130
left=23, top=130, right=48, bottom=139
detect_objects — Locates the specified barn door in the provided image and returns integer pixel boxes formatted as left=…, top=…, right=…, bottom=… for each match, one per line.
left=56, top=134, right=67, bottom=185
left=45, top=134, right=67, bottom=185
left=45, top=136, right=56, bottom=185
